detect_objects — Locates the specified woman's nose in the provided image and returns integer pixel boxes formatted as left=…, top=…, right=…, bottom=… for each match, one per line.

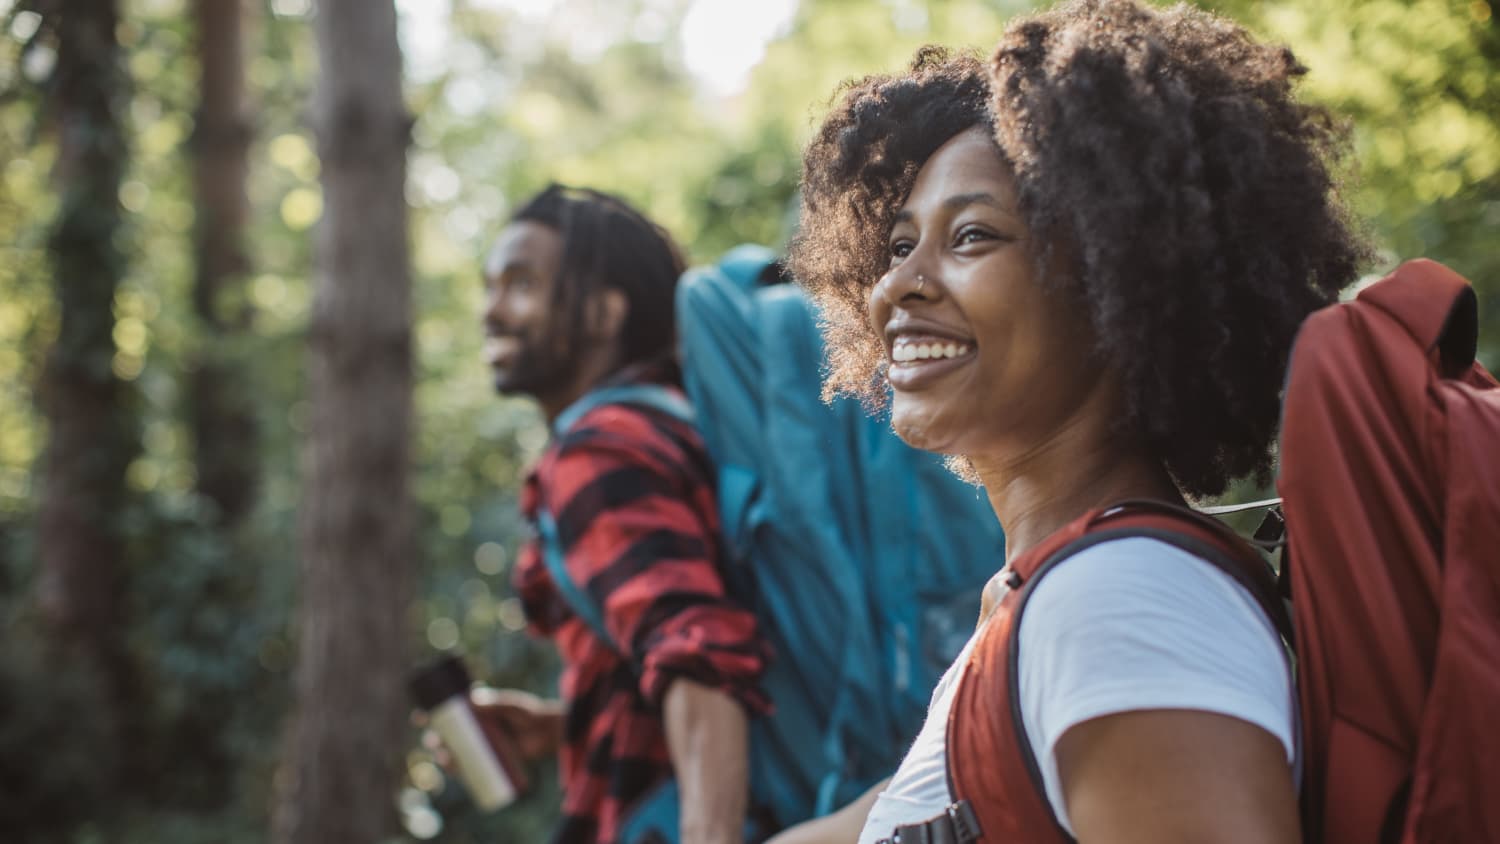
left=878, top=262, right=938, bottom=305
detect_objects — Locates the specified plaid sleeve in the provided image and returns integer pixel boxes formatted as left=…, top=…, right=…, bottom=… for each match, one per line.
left=541, top=405, right=771, bottom=714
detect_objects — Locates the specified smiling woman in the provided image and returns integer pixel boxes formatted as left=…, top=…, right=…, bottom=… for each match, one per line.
left=792, top=30, right=1368, bottom=498
left=782, top=3, right=1372, bottom=843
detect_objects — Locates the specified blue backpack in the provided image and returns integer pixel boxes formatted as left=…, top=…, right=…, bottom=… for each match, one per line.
left=539, top=246, right=1005, bottom=841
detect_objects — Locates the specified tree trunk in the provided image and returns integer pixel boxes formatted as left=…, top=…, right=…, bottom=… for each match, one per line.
left=33, top=0, right=136, bottom=778
left=190, top=0, right=257, bottom=527
left=271, top=1, right=414, bottom=841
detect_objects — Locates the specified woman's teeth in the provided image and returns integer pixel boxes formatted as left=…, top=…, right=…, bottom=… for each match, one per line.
left=892, top=340, right=971, bottom=363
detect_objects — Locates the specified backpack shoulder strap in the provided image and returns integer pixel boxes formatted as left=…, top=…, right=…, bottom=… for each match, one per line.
left=536, top=507, right=615, bottom=647
left=551, top=382, right=694, bottom=436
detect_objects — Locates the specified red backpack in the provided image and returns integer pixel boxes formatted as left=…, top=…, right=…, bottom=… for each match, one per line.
left=1279, top=259, right=1500, bottom=842
left=914, top=260, right=1500, bottom=844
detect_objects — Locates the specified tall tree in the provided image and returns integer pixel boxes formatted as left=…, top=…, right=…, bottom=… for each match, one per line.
left=190, top=0, right=258, bottom=526
left=271, top=0, right=415, bottom=841
left=31, top=0, right=138, bottom=779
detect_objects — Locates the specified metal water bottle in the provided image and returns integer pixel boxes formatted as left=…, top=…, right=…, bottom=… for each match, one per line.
left=409, top=655, right=526, bottom=812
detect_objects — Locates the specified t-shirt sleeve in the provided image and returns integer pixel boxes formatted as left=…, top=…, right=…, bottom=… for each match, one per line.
left=1016, top=537, right=1295, bottom=836
left=542, top=415, right=769, bottom=714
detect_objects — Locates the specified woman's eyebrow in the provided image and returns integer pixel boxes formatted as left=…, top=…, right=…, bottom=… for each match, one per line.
left=893, top=192, right=1007, bottom=225
left=942, top=192, right=1005, bottom=212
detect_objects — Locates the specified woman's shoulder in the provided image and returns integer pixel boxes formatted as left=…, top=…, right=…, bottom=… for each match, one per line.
left=1016, top=534, right=1295, bottom=756
left=1020, top=534, right=1285, bottom=660
left=1015, top=535, right=1297, bottom=831
left=1039, top=535, right=1263, bottom=609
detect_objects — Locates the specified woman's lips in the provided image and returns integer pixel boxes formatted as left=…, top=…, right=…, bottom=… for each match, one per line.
left=886, top=342, right=976, bottom=391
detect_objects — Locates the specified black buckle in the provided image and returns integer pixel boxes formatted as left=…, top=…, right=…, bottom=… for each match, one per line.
left=1251, top=505, right=1294, bottom=602
left=1252, top=506, right=1286, bottom=547
left=877, top=801, right=983, bottom=844
left=946, top=801, right=981, bottom=842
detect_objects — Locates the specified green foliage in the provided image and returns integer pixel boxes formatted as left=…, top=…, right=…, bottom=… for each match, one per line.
left=1208, top=0, right=1500, bottom=362
left=0, top=621, right=116, bottom=843
left=0, top=120, right=52, bottom=516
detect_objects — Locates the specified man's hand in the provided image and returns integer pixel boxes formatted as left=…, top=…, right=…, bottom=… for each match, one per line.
left=469, top=687, right=565, bottom=761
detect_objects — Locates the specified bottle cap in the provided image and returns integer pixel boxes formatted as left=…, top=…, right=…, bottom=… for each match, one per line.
left=408, top=654, right=472, bottom=710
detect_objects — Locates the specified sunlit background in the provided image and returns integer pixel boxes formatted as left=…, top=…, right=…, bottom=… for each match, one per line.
left=0, top=0, right=1495, bottom=841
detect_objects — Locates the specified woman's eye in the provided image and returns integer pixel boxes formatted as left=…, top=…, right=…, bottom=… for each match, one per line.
left=955, top=226, right=991, bottom=246
left=889, top=240, right=914, bottom=259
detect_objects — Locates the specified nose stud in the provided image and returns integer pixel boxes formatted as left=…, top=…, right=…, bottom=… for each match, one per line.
left=879, top=272, right=930, bottom=305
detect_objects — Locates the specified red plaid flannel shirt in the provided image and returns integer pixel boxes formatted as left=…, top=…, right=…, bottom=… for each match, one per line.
left=513, top=367, right=771, bottom=844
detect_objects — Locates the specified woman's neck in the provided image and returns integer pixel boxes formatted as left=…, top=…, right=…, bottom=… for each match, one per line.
left=970, top=391, right=1183, bottom=563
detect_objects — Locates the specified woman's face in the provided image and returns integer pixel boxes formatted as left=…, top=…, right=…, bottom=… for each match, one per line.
left=870, top=127, right=1102, bottom=457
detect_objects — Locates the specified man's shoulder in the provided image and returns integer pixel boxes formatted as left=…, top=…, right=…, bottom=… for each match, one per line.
left=555, top=390, right=697, bottom=453
left=540, top=388, right=708, bottom=488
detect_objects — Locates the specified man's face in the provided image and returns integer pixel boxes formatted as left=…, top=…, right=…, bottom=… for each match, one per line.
left=481, top=221, right=574, bottom=401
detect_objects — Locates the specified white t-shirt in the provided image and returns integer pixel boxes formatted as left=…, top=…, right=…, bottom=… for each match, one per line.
left=858, top=537, right=1295, bottom=844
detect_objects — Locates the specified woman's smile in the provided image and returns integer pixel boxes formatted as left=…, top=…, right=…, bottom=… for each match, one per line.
left=886, top=331, right=977, bottom=390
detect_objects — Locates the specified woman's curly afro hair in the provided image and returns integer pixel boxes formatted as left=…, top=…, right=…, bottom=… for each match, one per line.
left=789, top=0, right=1372, bottom=498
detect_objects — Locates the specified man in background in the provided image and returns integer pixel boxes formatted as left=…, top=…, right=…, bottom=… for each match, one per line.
left=472, top=183, right=769, bottom=844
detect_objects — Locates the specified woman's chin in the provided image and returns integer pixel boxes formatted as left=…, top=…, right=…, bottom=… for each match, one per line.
left=889, top=403, right=964, bottom=455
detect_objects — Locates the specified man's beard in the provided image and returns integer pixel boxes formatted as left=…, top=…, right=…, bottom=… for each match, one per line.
left=491, top=332, right=576, bottom=402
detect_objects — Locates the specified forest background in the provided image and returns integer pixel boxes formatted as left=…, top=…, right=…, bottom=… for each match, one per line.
left=0, top=0, right=1495, bottom=841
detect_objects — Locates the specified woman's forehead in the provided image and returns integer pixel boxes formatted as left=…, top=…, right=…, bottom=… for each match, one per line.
left=901, top=129, right=1018, bottom=215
